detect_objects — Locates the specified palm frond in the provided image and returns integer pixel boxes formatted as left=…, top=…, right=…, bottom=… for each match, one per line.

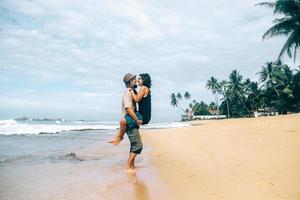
left=258, top=0, right=300, bottom=61
left=263, top=17, right=295, bottom=40
left=255, top=2, right=275, bottom=8
left=278, top=30, right=297, bottom=58
left=272, top=0, right=300, bottom=16
left=258, top=0, right=300, bottom=16
left=294, top=42, right=298, bottom=62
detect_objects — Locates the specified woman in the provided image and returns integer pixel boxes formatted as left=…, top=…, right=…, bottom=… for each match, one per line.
left=129, top=73, right=151, bottom=125
left=110, top=73, right=152, bottom=145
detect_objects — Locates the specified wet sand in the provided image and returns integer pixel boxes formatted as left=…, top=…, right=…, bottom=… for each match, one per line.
left=142, top=114, right=300, bottom=200
left=0, top=132, right=170, bottom=200
left=105, top=165, right=170, bottom=200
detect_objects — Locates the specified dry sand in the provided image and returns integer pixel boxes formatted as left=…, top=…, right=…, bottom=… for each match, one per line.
left=142, top=114, right=300, bottom=200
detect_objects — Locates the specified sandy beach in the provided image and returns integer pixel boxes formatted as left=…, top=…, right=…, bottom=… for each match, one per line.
left=1, top=115, right=299, bottom=200
left=142, top=114, right=300, bottom=200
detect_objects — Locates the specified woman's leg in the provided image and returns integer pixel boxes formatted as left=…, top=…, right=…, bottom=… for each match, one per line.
left=109, top=118, right=127, bottom=145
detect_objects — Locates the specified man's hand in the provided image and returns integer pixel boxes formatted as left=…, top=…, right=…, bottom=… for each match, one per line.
left=136, top=120, right=143, bottom=126
left=126, top=107, right=143, bottom=126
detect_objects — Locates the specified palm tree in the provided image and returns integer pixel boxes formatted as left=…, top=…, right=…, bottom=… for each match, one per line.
left=245, top=80, right=261, bottom=112
left=176, top=92, right=192, bottom=110
left=208, top=102, right=216, bottom=109
left=257, top=60, right=295, bottom=113
left=184, top=93, right=193, bottom=117
left=228, top=70, right=251, bottom=114
left=184, top=91, right=191, bottom=100
left=258, top=61, right=281, bottom=96
left=176, top=93, right=182, bottom=100
left=292, top=66, right=300, bottom=110
left=191, top=101, right=210, bottom=115
left=273, top=63, right=294, bottom=112
left=171, top=92, right=194, bottom=116
left=256, top=0, right=300, bottom=62
left=219, top=80, right=230, bottom=118
left=278, top=64, right=294, bottom=97
left=206, top=76, right=221, bottom=117
left=175, top=92, right=185, bottom=109
left=170, top=93, right=178, bottom=108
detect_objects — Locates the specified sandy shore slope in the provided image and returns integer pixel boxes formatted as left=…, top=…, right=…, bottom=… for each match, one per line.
left=142, top=114, right=300, bottom=200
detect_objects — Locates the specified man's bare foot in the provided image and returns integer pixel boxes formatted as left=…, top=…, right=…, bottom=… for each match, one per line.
left=125, top=166, right=136, bottom=174
left=108, top=136, right=123, bottom=145
left=130, top=163, right=135, bottom=169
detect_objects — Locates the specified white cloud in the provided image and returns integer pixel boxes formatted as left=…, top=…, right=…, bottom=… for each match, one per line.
left=0, top=0, right=299, bottom=121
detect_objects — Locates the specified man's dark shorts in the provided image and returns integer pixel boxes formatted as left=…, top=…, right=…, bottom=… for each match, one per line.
left=126, top=128, right=143, bottom=154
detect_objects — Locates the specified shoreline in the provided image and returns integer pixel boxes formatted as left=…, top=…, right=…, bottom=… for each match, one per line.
left=0, top=129, right=170, bottom=200
left=141, top=114, right=300, bottom=200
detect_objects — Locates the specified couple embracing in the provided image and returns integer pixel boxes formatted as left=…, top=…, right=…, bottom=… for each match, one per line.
left=110, top=73, right=152, bottom=173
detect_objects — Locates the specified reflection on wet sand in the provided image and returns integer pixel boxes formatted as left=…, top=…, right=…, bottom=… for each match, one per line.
left=126, top=171, right=150, bottom=200
left=106, top=165, right=170, bottom=200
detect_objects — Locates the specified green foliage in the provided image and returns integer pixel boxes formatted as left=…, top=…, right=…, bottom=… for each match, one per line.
left=170, top=91, right=193, bottom=114
left=169, top=92, right=211, bottom=117
left=171, top=61, right=300, bottom=119
left=256, top=0, right=300, bottom=61
left=193, top=101, right=211, bottom=115
left=292, top=67, right=300, bottom=110
left=218, top=60, right=300, bottom=117
left=206, top=76, right=221, bottom=116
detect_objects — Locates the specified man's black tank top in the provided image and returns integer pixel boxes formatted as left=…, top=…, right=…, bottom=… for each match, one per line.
left=138, top=90, right=151, bottom=124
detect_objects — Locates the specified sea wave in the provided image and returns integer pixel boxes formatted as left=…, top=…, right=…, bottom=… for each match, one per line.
left=0, top=123, right=118, bottom=135
left=142, top=122, right=190, bottom=129
left=72, top=121, right=118, bottom=124
left=0, top=155, right=36, bottom=165
left=0, top=120, right=190, bottom=135
left=0, top=119, right=18, bottom=125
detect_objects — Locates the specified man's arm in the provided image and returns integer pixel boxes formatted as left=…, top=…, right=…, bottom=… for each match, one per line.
left=123, top=89, right=142, bottom=126
left=126, top=107, right=138, bottom=120
left=126, top=107, right=142, bottom=126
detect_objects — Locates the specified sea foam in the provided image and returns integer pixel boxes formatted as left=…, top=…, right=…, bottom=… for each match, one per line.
left=0, top=122, right=118, bottom=135
left=0, top=119, right=18, bottom=125
left=0, top=120, right=190, bottom=135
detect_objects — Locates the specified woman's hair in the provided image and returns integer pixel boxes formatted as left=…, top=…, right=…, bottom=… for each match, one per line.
left=139, top=73, right=151, bottom=88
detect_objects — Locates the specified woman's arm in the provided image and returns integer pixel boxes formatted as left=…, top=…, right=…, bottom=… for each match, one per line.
left=130, top=86, right=148, bottom=103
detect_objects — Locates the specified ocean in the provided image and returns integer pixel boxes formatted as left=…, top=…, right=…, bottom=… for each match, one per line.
left=0, top=119, right=189, bottom=200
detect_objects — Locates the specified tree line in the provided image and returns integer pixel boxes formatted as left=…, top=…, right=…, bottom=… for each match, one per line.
left=171, top=60, right=300, bottom=118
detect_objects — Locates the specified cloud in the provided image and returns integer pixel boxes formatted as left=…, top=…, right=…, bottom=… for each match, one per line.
left=0, top=0, right=298, bottom=121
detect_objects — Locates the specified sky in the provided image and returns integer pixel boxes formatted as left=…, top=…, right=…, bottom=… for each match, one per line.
left=0, top=0, right=299, bottom=122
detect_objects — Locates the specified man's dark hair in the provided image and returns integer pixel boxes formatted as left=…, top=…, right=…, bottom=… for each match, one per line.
left=140, top=73, right=151, bottom=88
left=125, top=81, right=131, bottom=87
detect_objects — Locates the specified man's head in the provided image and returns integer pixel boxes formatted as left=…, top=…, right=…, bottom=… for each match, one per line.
left=123, top=73, right=136, bottom=88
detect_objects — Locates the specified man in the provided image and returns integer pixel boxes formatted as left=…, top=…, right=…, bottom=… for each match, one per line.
left=119, top=73, right=143, bottom=172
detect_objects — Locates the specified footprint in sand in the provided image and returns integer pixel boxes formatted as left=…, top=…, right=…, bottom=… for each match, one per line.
left=187, top=173, right=197, bottom=178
